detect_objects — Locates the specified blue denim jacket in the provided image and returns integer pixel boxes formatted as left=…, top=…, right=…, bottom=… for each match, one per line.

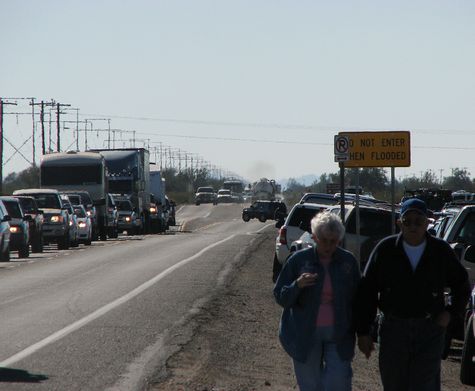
left=274, top=246, right=360, bottom=363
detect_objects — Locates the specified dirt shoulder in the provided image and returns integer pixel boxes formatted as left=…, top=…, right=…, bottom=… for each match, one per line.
left=147, top=229, right=470, bottom=391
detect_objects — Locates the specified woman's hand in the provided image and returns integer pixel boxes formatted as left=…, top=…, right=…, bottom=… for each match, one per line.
left=297, top=272, right=318, bottom=288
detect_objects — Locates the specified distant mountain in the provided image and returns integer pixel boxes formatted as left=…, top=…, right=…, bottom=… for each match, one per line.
left=278, top=174, right=318, bottom=189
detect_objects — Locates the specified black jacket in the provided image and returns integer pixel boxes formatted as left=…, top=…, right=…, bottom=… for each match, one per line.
left=354, top=232, right=471, bottom=335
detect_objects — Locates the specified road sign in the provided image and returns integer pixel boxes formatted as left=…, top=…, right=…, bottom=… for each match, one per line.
left=334, top=135, right=349, bottom=162
left=337, top=131, right=410, bottom=167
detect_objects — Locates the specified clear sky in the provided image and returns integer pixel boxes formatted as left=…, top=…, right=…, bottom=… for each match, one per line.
left=1, top=0, right=474, bottom=183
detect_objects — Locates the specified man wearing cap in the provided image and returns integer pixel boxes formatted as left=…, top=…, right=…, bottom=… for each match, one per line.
left=354, top=198, right=470, bottom=391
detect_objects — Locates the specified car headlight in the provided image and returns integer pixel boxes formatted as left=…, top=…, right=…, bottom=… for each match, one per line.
left=78, top=221, right=87, bottom=228
left=50, top=215, right=64, bottom=223
left=9, top=226, right=19, bottom=233
left=149, top=207, right=157, bottom=213
left=125, top=216, right=131, bottom=222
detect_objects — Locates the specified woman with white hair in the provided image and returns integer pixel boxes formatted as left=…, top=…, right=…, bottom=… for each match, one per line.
left=274, top=211, right=360, bottom=391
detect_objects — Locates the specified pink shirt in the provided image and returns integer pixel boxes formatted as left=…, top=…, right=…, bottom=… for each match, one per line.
left=316, top=265, right=335, bottom=327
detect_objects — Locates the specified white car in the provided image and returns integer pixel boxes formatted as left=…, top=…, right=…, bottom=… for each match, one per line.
left=273, top=202, right=329, bottom=282
left=74, top=205, right=92, bottom=245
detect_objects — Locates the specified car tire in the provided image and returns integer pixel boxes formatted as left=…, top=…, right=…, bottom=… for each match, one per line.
left=258, top=215, right=267, bottom=223
left=32, top=234, right=44, bottom=253
left=195, top=202, right=200, bottom=206
left=0, top=241, right=10, bottom=262
left=242, top=214, right=250, bottom=222
left=18, top=244, right=30, bottom=258
left=461, top=314, right=475, bottom=385
left=58, top=235, right=70, bottom=250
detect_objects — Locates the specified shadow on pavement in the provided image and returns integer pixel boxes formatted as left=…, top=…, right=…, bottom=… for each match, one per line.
left=0, top=367, right=48, bottom=383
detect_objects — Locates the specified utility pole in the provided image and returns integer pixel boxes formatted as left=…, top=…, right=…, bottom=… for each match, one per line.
left=0, top=99, right=18, bottom=195
left=56, top=102, right=71, bottom=152
left=30, top=100, right=55, bottom=156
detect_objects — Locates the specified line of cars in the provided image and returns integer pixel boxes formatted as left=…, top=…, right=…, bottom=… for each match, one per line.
left=194, top=186, right=243, bottom=205
left=0, top=186, right=176, bottom=262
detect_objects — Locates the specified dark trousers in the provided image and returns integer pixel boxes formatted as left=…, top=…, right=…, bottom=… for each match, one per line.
left=379, top=316, right=445, bottom=391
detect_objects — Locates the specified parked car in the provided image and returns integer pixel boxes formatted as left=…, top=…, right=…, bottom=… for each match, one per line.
left=242, top=200, right=287, bottom=223
left=74, top=205, right=92, bottom=245
left=328, top=204, right=399, bottom=269
left=14, top=195, right=44, bottom=253
left=0, top=200, right=11, bottom=261
left=116, top=197, right=142, bottom=235
left=106, top=193, right=119, bottom=238
left=13, top=189, right=71, bottom=250
left=273, top=202, right=329, bottom=282
left=0, top=196, right=31, bottom=258
left=461, top=246, right=475, bottom=386
left=195, top=187, right=217, bottom=205
left=216, top=189, right=233, bottom=204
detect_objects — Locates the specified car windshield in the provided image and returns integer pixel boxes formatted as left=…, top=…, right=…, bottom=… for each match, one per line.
left=74, top=207, right=87, bottom=218
left=218, top=190, right=231, bottom=195
left=17, top=197, right=35, bottom=213
left=197, top=187, right=214, bottom=193
left=3, top=201, right=23, bottom=218
left=31, top=194, right=61, bottom=209
left=117, top=200, right=133, bottom=211
left=66, top=194, right=82, bottom=205
left=288, top=207, right=321, bottom=228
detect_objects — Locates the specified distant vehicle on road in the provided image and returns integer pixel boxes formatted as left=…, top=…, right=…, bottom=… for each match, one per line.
left=242, top=200, right=287, bottom=223
left=14, top=195, right=44, bottom=253
left=216, top=189, right=233, bottom=204
left=195, top=187, right=217, bottom=205
left=0, top=197, right=30, bottom=258
left=74, top=205, right=92, bottom=245
left=13, top=189, right=71, bottom=250
left=0, top=200, right=11, bottom=261
left=116, top=197, right=142, bottom=235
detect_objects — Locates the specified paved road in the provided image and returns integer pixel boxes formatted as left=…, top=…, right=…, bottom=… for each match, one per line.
left=0, top=203, right=261, bottom=390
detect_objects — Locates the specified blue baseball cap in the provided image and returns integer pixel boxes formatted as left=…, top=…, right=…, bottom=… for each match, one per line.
left=400, top=198, right=428, bottom=217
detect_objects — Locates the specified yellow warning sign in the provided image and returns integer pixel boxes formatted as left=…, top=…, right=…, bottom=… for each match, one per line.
left=338, top=131, right=411, bottom=167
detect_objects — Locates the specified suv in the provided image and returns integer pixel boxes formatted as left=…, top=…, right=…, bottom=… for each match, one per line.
left=299, top=193, right=338, bottom=205
left=329, top=204, right=399, bottom=269
left=0, top=200, right=11, bottom=261
left=242, top=200, right=287, bottom=223
left=461, top=246, right=475, bottom=386
left=13, top=189, right=71, bottom=250
left=195, top=187, right=217, bottom=205
left=116, top=197, right=142, bottom=235
left=0, top=197, right=31, bottom=258
left=273, top=203, right=329, bottom=281
left=14, top=196, right=44, bottom=253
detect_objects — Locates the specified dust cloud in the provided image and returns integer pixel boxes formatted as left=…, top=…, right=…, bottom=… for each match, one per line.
left=245, top=161, right=276, bottom=182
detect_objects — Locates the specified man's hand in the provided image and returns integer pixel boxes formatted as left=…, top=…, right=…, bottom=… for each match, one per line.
left=357, top=335, right=375, bottom=359
left=296, top=273, right=318, bottom=288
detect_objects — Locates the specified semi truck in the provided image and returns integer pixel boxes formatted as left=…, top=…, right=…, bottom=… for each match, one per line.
left=39, top=151, right=109, bottom=240
left=91, top=148, right=151, bottom=234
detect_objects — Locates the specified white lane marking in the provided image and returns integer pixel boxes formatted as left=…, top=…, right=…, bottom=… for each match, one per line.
left=0, top=234, right=237, bottom=367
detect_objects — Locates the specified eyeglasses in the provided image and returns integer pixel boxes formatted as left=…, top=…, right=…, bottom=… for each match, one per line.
left=401, top=217, right=426, bottom=227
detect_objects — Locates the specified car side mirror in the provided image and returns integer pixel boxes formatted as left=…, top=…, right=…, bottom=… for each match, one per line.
left=462, top=245, right=475, bottom=264
left=427, top=228, right=436, bottom=236
left=2, top=215, right=12, bottom=222
left=275, top=219, right=284, bottom=229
